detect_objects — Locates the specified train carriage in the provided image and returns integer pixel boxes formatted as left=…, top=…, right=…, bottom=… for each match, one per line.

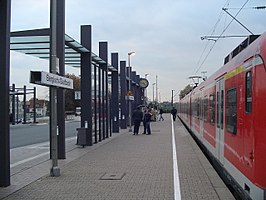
left=178, top=33, right=266, bottom=200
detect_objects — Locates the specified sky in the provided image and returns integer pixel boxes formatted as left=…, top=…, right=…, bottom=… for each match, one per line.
left=10, top=0, right=266, bottom=102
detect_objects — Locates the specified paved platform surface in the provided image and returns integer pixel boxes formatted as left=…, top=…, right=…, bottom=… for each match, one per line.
left=0, top=115, right=235, bottom=200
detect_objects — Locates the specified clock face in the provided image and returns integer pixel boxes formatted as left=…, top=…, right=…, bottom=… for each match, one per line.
left=139, top=78, right=149, bottom=88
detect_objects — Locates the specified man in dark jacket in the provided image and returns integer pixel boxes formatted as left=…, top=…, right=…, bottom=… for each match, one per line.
left=171, top=107, right=177, bottom=121
left=132, top=106, right=143, bottom=135
left=143, top=108, right=152, bottom=135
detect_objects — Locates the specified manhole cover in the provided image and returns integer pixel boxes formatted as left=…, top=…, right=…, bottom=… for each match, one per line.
left=99, top=172, right=126, bottom=180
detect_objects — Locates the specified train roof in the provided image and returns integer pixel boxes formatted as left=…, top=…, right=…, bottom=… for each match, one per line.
left=224, top=35, right=260, bottom=65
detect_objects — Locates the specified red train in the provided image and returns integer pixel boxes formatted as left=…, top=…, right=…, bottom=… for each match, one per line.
left=178, top=33, right=266, bottom=200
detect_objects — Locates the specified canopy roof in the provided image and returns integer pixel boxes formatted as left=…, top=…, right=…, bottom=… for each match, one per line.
left=10, top=28, right=117, bottom=71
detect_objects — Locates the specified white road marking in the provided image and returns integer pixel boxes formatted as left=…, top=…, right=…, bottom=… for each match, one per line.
left=11, top=137, right=77, bottom=168
left=171, top=117, right=182, bottom=200
left=11, top=151, right=49, bottom=168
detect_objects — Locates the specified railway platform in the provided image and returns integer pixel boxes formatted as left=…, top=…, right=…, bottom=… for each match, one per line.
left=0, top=115, right=235, bottom=200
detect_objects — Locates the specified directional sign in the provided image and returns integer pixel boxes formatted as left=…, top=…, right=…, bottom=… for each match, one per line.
left=125, top=95, right=134, bottom=101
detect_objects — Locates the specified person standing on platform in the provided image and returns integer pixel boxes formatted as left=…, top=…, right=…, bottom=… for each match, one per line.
left=158, top=108, right=164, bottom=121
left=171, top=107, right=177, bottom=121
left=143, top=108, right=152, bottom=135
left=132, top=106, right=143, bottom=135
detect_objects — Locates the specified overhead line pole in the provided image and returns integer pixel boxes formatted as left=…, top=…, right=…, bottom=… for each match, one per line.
left=222, top=8, right=254, bottom=35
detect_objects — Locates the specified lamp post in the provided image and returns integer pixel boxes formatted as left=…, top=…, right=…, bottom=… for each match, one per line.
left=50, top=0, right=60, bottom=177
left=128, top=51, right=135, bottom=67
left=152, top=83, right=156, bottom=103
left=128, top=51, right=135, bottom=132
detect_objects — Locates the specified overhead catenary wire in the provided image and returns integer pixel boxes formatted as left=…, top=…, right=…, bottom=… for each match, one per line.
left=225, top=5, right=266, bottom=10
left=193, top=0, right=251, bottom=75
left=193, top=0, right=231, bottom=75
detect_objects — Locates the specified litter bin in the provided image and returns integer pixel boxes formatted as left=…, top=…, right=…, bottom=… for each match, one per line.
left=76, top=127, right=92, bottom=147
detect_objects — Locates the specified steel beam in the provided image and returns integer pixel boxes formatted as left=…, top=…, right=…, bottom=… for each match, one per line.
left=0, top=0, right=11, bottom=187
left=81, top=25, right=92, bottom=146
left=99, top=42, right=108, bottom=139
left=120, top=61, right=127, bottom=129
left=56, top=0, right=66, bottom=159
left=111, top=53, right=119, bottom=133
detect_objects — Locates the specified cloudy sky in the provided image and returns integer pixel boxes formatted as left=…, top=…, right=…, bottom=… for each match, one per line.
left=10, top=0, right=266, bottom=102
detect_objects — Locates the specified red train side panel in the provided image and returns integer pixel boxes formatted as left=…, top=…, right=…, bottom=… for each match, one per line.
left=178, top=33, right=266, bottom=199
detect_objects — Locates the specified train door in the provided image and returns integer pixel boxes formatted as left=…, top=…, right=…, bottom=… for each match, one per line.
left=199, top=96, right=204, bottom=139
left=216, top=78, right=224, bottom=164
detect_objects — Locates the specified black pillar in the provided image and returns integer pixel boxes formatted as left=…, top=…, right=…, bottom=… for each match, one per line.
left=99, top=42, right=108, bottom=139
left=136, top=75, right=142, bottom=106
left=126, top=67, right=132, bottom=126
left=56, top=0, right=66, bottom=159
left=111, top=53, right=119, bottom=133
left=16, top=94, right=19, bottom=123
left=98, top=65, right=102, bottom=141
left=33, top=87, right=36, bottom=123
left=132, top=71, right=137, bottom=110
left=23, top=85, right=27, bottom=124
left=0, top=0, right=11, bottom=187
left=12, top=84, right=15, bottom=125
left=120, top=61, right=127, bottom=129
left=94, top=64, right=98, bottom=144
left=102, top=67, right=105, bottom=139
left=81, top=25, right=92, bottom=146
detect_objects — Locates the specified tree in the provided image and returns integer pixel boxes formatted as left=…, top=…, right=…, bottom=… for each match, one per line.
left=65, top=73, right=80, bottom=112
left=179, top=84, right=193, bottom=99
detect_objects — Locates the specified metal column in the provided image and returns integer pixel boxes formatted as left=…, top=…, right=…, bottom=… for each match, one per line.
left=33, top=87, right=36, bottom=123
left=23, top=85, right=26, bottom=124
left=0, top=0, right=11, bottom=187
left=126, top=66, right=132, bottom=131
left=101, top=67, right=105, bottom=139
left=99, top=42, right=108, bottom=139
left=12, top=84, right=15, bottom=125
left=50, top=0, right=60, bottom=176
left=136, top=75, right=142, bottom=106
left=111, top=53, right=119, bottom=133
left=120, top=61, right=127, bottom=129
left=94, top=64, right=98, bottom=143
left=56, top=0, right=66, bottom=159
left=132, top=71, right=137, bottom=110
left=98, top=64, right=102, bottom=141
left=81, top=25, right=92, bottom=146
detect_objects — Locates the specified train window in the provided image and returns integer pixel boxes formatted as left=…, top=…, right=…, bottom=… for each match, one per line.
left=197, top=98, right=200, bottom=119
left=245, top=71, right=252, bottom=113
left=216, top=92, right=220, bottom=128
left=209, top=95, right=215, bottom=124
left=192, top=101, right=196, bottom=117
left=203, top=96, right=208, bottom=121
left=226, top=88, right=237, bottom=134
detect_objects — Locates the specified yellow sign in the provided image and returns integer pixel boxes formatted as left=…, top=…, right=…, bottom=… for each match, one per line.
left=127, top=90, right=133, bottom=96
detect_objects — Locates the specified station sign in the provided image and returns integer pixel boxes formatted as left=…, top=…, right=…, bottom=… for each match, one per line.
left=125, top=95, right=134, bottom=101
left=30, top=71, right=73, bottom=89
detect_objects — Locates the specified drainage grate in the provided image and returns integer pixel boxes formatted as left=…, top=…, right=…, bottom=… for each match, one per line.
left=99, top=172, right=126, bottom=180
